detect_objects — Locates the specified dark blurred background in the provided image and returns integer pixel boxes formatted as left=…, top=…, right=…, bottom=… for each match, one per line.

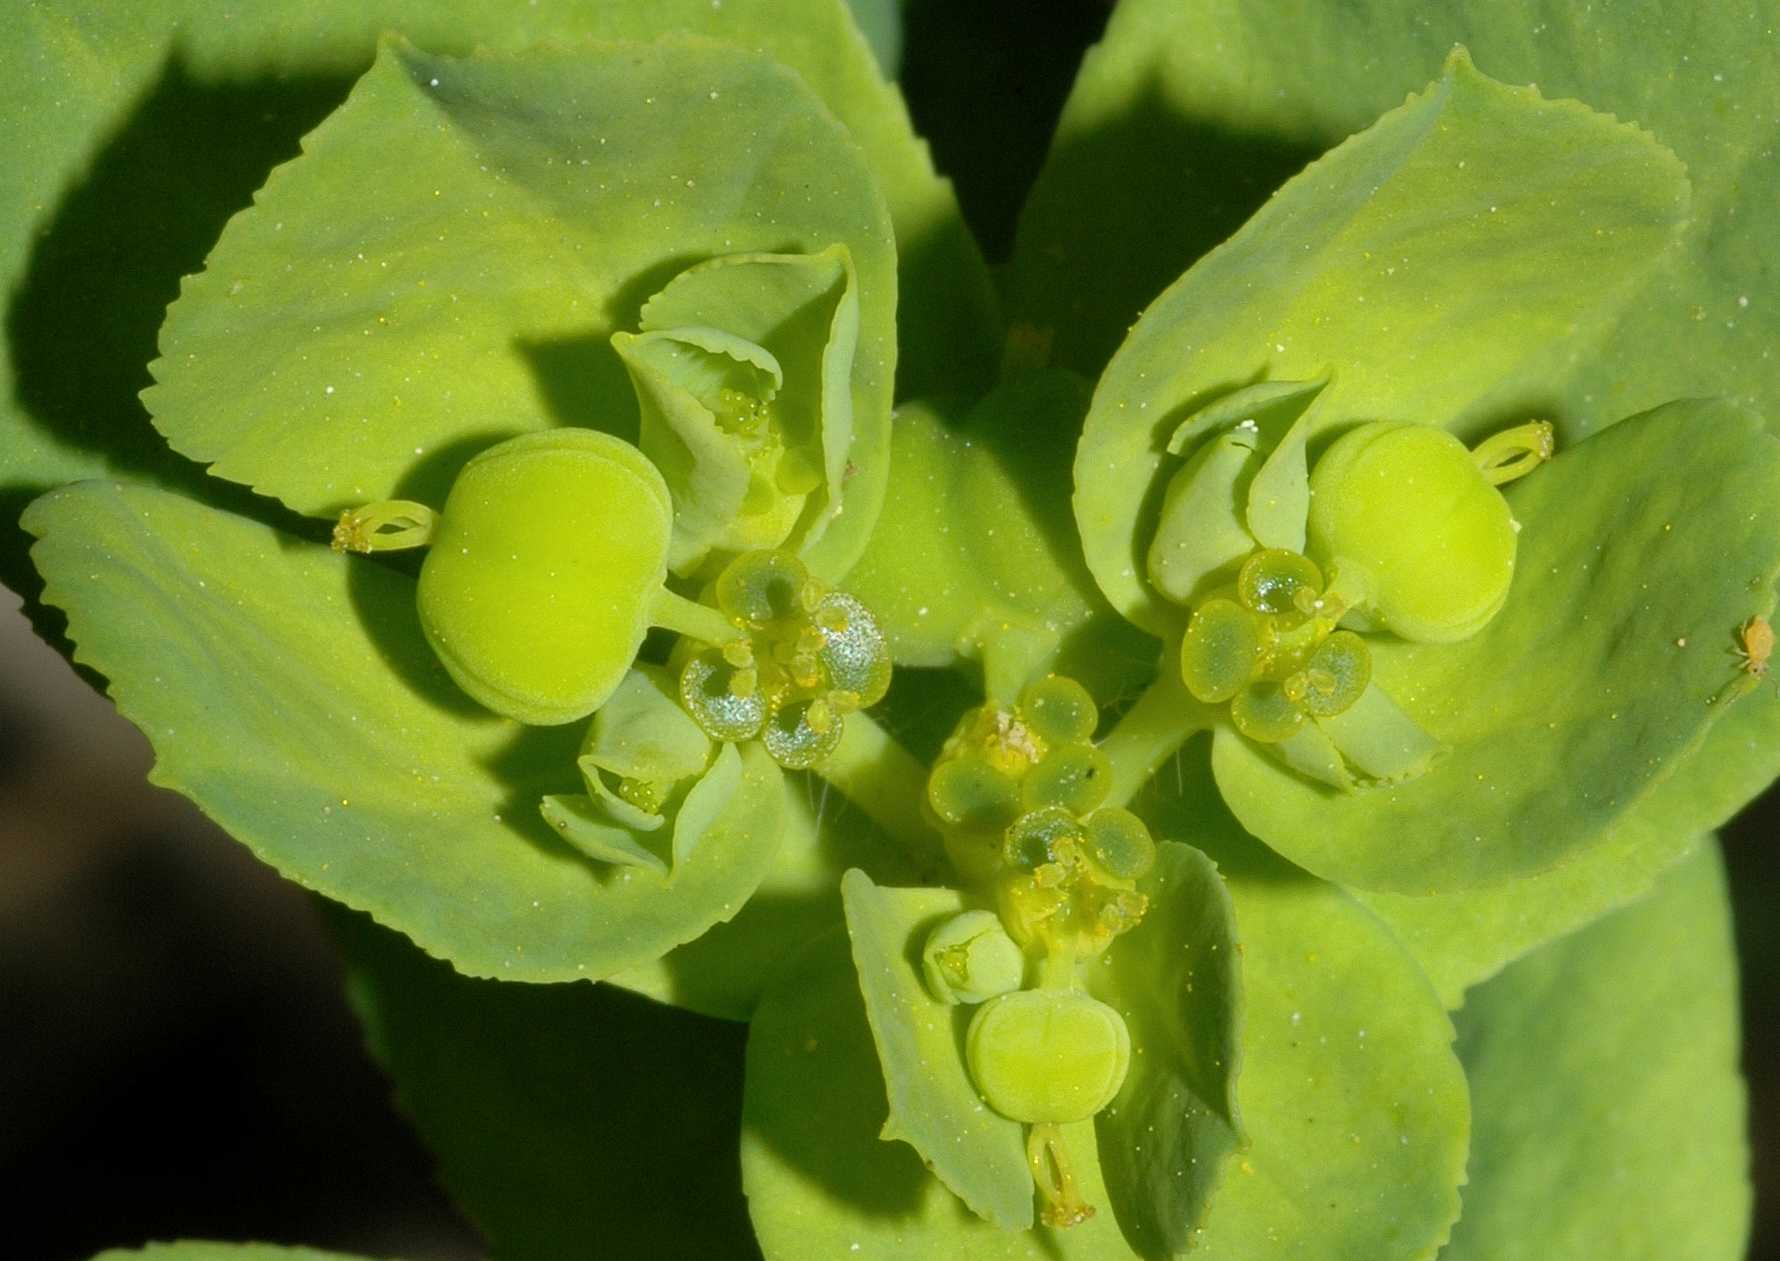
left=3, top=1, right=1776, bottom=1257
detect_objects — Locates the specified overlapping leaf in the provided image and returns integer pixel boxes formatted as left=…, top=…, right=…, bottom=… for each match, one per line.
left=1011, top=0, right=1780, bottom=438
left=1212, top=398, right=1780, bottom=892
left=141, top=39, right=896, bottom=580
left=2, top=0, right=995, bottom=594
left=1132, top=775, right=1469, bottom=1260
left=742, top=932, right=1134, bottom=1260
left=1441, top=843, right=1750, bottom=1260
left=24, top=481, right=785, bottom=982
left=747, top=825, right=1463, bottom=1260
left=846, top=375, right=1154, bottom=702
left=1084, top=842, right=1243, bottom=1258
left=1072, top=51, right=1688, bottom=636
left=332, top=907, right=759, bottom=1260
left=610, top=765, right=931, bottom=1019
left=839, top=873, right=1033, bottom=1229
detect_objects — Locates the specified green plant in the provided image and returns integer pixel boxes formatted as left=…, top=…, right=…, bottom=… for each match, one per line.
left=7, top=2, right=1776, bottom=1257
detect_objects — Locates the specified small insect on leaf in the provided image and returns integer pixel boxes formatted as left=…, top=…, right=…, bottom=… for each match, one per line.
left=1711, top=614, right=1774, bottom=706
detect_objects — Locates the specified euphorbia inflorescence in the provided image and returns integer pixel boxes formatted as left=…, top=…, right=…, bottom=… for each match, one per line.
left=1160, top=407, right=1555, bottom=788
left=921, top=672, right=1159, bottom=1226
left=677, top=548, right=892, bottom=769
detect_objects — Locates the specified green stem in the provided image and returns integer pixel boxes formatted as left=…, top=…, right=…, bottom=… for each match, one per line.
left=975, top=620, right=1057, bottom=708
left=649, top=586, right=743, bottom=646
left=816, top=709, right=946, bottom=870
left=1036, top=944, right=1079, bottom=989
left=1100, top=662, right=1211, bottom=808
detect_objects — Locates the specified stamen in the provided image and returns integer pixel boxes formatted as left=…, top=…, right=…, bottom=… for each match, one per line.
left=1471, top=420, right=1555, bottom=486
left=1027, top=1124, right=1095, bottom=1228
left=331, top=500, right=438, bottom=553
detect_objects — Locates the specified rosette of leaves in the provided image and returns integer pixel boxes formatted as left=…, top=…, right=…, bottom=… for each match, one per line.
left=21, top=32, right=925, bottom=993
left=1072, top=49, right=1780, bottom=906
left=3, top=2, right=1776, bottom=1260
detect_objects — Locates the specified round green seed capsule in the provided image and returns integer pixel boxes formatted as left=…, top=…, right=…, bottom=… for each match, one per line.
left=1237, top=548, right=1324, bottom=617
left=922, top=911, right=1027, bottom=1005
left=966, top=989, right=1132, bottom=1123
left=1083, top=807, right=1156, bottom=880
left=928, top=755, right=1023, bottom=831
left=416, top=429, right=672, bottom=725
left=1021, top=675, right=1099, bottom=746
left=1022, top=744, right=1112, bottom=816
left=1230, top=680, right=1306, bottom=744
left=716, top=549, right=811, bottom=629
left=1307, top=422, right=1517, bottom=643
left=1181, top=598, right=1264, bottom=704
left=762, top=695, right=844, bottom=769
left=1287, top=630, right=1372, bottom=717
left=1004, top=805, right=1085, bottom=872
left=679, top=650, right=768, bottom=742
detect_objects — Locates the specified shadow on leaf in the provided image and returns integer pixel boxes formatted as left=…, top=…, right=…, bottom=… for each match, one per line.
left=1011, top=74, right=1325, bottom=378
left=4, top=52, right=348, bottom=615
left=327, top=903, right=762, bottom=1260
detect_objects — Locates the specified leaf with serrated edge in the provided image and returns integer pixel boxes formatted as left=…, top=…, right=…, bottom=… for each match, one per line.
left=332, top=907, right=757, bottom=1258
left=24, top=480, right=784, bottom=982
left=142, top=39, right=896, bottom=580
left=1442, top=842, right=1750, bottom=1260
left=840, top=871, right=1033, bottom=1229
left=1212, top=399, right=1780, bottom=893
left=1072, top=51, right=1688, bottom=636
left=1013, top=0, right=1780, bottom=440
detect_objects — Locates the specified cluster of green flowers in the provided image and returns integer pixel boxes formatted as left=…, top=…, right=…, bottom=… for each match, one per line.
left=921, top=674, right=1158, bottom=1225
